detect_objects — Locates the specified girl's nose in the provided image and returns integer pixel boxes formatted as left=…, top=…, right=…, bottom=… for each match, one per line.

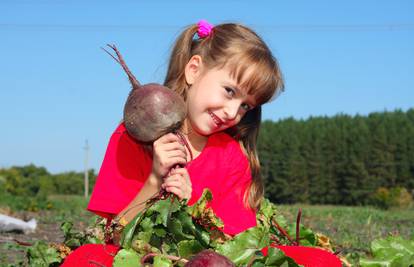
left=223, top=101, right=240, bottom=121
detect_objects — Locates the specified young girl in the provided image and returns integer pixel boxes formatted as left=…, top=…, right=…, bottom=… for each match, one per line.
left=87, top=20, right=283, bottom=236
left=63, top=20, right=341, bottom=267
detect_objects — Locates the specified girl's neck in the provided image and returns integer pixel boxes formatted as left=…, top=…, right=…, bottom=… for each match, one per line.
left=180, top=120, right=208, bottom=161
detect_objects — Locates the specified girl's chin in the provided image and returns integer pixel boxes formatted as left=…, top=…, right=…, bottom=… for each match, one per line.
left=188, top=117, right=226, bottom=136
left=193, top=124, right=220, bottom=137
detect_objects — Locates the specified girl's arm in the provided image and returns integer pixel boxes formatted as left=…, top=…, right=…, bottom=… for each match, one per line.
left=114, top=172, right=161, bottom=223
left=114, top=133, right=189, bottom=224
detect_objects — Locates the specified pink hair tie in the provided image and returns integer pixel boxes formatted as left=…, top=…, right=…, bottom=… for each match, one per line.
left=197, top=20, right=213, bottom=38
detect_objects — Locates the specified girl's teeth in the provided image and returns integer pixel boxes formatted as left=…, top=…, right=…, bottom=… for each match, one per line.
left=209, top=112, right=221, bottom=125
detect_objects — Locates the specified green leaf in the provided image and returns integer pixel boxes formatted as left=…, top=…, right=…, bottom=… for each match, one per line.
left=121, top=211, right=144, bottom=249
left=140, top=216, right=155, bottom=232
left=27, top=241, right=61, bottom=266
left=154, top=226, right=167, bottom=237
left=86, top=236, right=104, bottom=244
left=287, top=224, right=317, bottom=246
left=187, top=189, right=223, bottom=230
left=137, top=230, right=153, bottom=243
left=359, top=258, right=394, bottom=266
left=272, top=214, right=288, bottom=229
left=131, top=232, right=154, bottom=253
left=193, top=224, right=211, bottom=247
left=168, top=218, right=195, bottom=241
left=371, top=236, right=414, bottom=258
left=259, top=198, right=278, bottom=220
left=177, top=240, right=204, bottom=259
left=153, top=255, right=173, bottom=267
left=60, top=221, right=73, bottom=237
left=265, top=247, right=300, bottom=266
left=150, top=234, right=163, bottom=249
left=64, top=238, right=81, bottom=248
left=176, top=210, right=197, bottom=234
left=113, top=249, right=143, bottom=267
left=188, top=189, right=213, bottom=218
left=216, top=226, right=270, bottom=265
left=149, top=197, right=180, bottom=227
left=360, top=236, right=414, bottom=267
left=251, top=261, right=266, bottom=267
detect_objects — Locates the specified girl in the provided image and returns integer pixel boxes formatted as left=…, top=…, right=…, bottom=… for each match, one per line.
left=88, top=20, right=284, bottom=235
left=63, top=20, right=341, bottom=267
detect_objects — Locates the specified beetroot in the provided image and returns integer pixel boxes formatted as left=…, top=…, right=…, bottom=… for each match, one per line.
left=185, top=250, right=235, bottom=267
left=103, top=44, right=186, bottom=142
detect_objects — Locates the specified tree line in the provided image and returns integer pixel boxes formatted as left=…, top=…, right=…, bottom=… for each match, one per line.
left=258, top=108, right=414, bottom=206
left=0, top=165, right=96, bottom=197
left=1, top=108, right=413, bottom=207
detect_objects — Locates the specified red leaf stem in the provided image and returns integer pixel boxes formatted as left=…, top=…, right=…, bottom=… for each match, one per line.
left=295, top=208, right=302, bottom=246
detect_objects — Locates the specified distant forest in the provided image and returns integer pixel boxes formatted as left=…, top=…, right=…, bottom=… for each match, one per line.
left=258, top=108, right=414, bottom=206
left=1, top=109, right=413, bottom=207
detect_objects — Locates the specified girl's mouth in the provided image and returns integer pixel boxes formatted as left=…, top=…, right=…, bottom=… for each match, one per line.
left=208, top=110, right=223, bottom=127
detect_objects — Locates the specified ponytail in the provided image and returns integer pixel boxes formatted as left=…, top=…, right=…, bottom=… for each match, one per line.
left=164, top=25, right=199, bottom=100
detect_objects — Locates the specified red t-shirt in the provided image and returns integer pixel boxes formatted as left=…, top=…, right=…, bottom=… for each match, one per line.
left=88, top=123, right=257, bottom=235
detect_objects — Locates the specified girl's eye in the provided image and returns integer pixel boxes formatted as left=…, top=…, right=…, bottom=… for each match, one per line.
left=225, top=87, right=235, bottom=97
left=241, top=103, right=251, bottom=111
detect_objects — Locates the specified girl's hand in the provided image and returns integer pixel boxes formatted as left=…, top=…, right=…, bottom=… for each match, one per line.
left=152, top=133, right=187, bottom=179
left=162, top=167, right=192, bottom=201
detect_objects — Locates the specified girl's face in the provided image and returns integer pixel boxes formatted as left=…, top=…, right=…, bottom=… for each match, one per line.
left=184, top=56, right=256, bottom=137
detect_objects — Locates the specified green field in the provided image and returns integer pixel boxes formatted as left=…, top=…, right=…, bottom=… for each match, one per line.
left=1, top=195, right=414, bottom=266
left=278, top=204, right=414, bottom=259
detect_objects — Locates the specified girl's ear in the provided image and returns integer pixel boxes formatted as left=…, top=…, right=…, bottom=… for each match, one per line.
left=184, top=55, right=203, bottom=85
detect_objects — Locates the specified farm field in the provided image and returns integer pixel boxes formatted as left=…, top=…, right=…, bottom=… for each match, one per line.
left=278, top=204, right=414, bottom=263
left=1, top=195, right=413, bottom=266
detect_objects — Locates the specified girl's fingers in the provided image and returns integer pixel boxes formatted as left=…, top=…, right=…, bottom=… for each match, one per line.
left=163, top=174, right=180, bottom=182
left=169, top=168, right=191, bottom=184
left=156, top=133, right=181, bottom=144
left=165, top=186, right=184, bottom=199
left=163, top=174, right=184, bottom=185
left=165, top=173, right=190, bottom=185
left=163, top=173, right=191, bottom=195
left=165, top=185, right=191, bottom=200
left=167, top=157, right=187, bottom=168
left=167, top=150, right=187, bottom=160
left=162, top=180, right=182, bottom=188
left=161, top=141, right=186, bottom=153
left=169, top=168, right=188, bottom=176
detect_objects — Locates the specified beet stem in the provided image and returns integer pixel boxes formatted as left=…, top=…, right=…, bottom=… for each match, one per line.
left=101, top=47, right=121, bottom=64
left=271, top=218, right=295, bottom=244
left=176, top=131, right=194, bottom=162
left=13, top=238, right=33, bottom=247
left=270, top=235, right=281, bottom=244
left=102, top=44, right=141, bottom=89
left=295, top=208, right=302, bottom=246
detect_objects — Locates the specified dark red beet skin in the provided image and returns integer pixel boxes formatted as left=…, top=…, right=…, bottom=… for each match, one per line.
left=103, top=44, right=186, bottom=142
left=124, top=83, right=186, bottom=142
left=185, top=250, right=235, bottom=267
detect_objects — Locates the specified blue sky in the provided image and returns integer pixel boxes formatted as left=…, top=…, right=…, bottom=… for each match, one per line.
left=1, top=0, right=413, bottom=173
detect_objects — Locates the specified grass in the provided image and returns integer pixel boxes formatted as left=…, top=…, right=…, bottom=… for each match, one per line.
left=277, top=204, right=414, bottom=255
left=46, top=195, right=92, bottom=225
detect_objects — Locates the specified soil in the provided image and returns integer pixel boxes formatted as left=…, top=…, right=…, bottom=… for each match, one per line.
left=0, top=210, right=93, bottom=266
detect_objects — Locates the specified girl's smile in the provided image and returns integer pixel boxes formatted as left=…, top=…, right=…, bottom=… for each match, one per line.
left=208, top=110, right=224, bottom=128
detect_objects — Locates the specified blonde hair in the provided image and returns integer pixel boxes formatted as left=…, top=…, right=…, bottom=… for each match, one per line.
left=164, top=23, right=284, bottom=210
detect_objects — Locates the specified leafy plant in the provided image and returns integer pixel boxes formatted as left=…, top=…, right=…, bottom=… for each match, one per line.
left=114, top=189, right=318, bottom=266
left=359, top=236, right=414, bottom=266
